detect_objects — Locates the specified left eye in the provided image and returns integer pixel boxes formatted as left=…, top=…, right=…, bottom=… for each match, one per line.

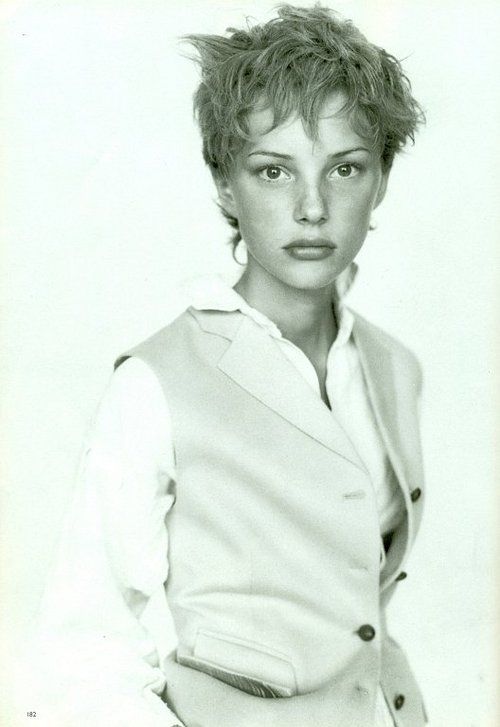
left=333, top=164, right=358, bottom=178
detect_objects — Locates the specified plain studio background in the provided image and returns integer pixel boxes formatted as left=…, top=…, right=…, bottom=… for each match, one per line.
left=1, top=1, right=499, bottom=725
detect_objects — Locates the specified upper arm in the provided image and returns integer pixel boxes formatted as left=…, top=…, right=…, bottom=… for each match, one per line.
left=85, top=356, right=176, bottom=599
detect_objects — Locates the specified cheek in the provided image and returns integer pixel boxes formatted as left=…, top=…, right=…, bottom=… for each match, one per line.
left=339, top=185, right=379, bottom=227
left=236, top=189, right=287, bottom=236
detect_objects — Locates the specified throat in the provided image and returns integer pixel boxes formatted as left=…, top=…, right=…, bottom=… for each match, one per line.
left=233, top=269, right=339, bottom=349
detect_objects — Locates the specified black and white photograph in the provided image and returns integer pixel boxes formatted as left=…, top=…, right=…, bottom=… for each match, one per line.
left=1, top=1, right=499, bottom=725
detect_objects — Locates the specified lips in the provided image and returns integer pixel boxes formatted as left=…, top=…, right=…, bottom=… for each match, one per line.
left=283, top=238, right=336, bottom=261
left=283, top=238, right=336, bottom=250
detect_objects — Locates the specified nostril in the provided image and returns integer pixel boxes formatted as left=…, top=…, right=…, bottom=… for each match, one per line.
left=295, top=186, right=328, bottom=224
left=297, top=206, right=328, bottom=224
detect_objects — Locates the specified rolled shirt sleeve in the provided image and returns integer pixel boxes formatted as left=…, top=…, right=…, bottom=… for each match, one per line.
left=33, top=357, right=184, bottom=727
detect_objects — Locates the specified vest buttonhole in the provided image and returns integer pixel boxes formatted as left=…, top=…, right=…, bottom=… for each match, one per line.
left=343, top=489, right=366, bottom=500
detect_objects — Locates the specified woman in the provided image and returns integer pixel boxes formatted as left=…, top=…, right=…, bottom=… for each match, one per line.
left=37, top=4, right=426, bottom=726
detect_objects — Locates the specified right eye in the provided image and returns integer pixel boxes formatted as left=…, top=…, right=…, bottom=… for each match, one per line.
left=258, top=165, right=290, bottom=182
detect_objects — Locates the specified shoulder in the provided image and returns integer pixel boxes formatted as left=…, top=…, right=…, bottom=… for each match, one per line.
left=110, top=355, right=163, bottom=395
left=114, top=307, right=244, bottom=374
left=97, top=356, right=168, bottom=432
left=82, top=355, right=171, bottom=470
left=114, top=309, right=198, bottom=370
left=350, top=309, right=423, bottom=387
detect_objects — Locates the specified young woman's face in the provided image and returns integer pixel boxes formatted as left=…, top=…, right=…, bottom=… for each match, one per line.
left=216, top=92, right=389, bottom=291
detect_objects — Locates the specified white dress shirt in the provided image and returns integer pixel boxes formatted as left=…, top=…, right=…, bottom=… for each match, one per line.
left=34, top=270, right=402, bottom=726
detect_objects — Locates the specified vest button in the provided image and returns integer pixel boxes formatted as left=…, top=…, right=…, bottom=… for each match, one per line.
left=410, top=487, right=422, bottom=502
left=357, top=624, right=376, bottom=641
left=394, top=694, right=405, bottom=710
left=396, top=571, right=407, bottom=581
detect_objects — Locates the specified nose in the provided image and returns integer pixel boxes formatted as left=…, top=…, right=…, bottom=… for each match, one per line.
left=294, top=179, right=328, bottom=225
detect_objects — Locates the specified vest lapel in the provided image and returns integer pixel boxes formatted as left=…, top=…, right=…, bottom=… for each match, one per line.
left=351, top=313, right=423, bottom=495
left=211, top=314, right=367, bottom=472
left=352, top=313, right=424, bottom=587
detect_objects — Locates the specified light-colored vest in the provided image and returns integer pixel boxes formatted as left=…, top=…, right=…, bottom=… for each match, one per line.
left=115, top=307, right=426, bottom=726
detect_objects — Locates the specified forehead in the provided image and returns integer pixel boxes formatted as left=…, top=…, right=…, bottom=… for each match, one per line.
left=243, top=92, right=373, bottom=155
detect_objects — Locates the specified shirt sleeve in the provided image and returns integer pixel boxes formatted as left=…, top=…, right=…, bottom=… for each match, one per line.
left=32, top=357, right=184, bottom=727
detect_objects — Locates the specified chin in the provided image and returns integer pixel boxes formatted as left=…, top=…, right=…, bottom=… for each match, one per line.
left=279, top=266, right=341, bottom=291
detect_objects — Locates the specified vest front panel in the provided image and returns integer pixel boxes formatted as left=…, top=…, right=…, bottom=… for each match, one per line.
left=120, top=309, right=388, bottom=702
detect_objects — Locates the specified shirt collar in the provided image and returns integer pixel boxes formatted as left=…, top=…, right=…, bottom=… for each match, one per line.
left=181, top=262, right=357, bottom=347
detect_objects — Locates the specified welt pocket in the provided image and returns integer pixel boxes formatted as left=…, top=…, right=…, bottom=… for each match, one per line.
left=177, top=628, right=297, bottom=698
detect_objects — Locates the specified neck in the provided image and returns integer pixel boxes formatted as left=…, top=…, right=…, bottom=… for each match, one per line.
left=233, top=266, right=338, bottom=356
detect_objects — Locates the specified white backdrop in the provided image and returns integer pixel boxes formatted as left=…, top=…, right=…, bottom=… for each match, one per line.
left=2, top=1, right=499, bottom=725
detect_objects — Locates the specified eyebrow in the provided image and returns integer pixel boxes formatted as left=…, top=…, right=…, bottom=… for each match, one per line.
left=247, top=147, right=371, bottom=160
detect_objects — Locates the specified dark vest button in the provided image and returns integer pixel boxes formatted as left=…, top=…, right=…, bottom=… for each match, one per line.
left=410, top=487, right=422, bottom=502
left=394, top=694, right=405, bottom=710
left=357, top=624, right=376, bottom=641
left=396, top=571, right=407, bottom=581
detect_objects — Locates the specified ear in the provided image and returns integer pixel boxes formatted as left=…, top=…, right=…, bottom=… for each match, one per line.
left=374, top=171, right=390, bottom=209
left=213, top=173, right=238, bottom=218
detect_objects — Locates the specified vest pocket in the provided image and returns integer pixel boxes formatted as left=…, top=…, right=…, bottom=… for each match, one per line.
left=177, top=628, right=297, bottom=698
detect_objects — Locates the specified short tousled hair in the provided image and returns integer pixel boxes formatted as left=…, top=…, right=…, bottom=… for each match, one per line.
left=184, top=4, right=425, bottom=251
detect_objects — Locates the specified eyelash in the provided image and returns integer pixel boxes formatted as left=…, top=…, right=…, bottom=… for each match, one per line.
left=256, top=163, right=362, bottom=182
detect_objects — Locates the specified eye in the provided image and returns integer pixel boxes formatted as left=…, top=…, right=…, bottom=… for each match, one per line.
left=258, top=165, right=290, bottom=182
left=332, top=163, right=360, bottom=179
